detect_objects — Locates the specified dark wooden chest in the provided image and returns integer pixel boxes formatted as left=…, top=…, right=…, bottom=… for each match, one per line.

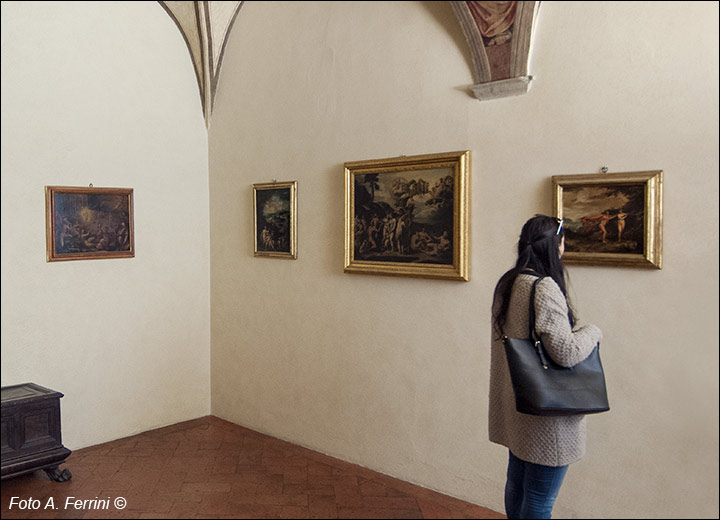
left=1, top=382, right=71, bottom=481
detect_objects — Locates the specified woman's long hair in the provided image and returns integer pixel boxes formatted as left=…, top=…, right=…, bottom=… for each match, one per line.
left=492, top=214, right=575, bottom=339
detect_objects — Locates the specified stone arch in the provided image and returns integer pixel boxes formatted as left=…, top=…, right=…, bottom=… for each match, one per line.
left=450, top=1, right=539, bottom=100
left=159, top=1, right=540, bottom=126
left=159, top=1, right=243, bottom=127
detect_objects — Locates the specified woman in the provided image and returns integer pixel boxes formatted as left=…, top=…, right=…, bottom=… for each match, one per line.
left=489, top=215, right=602, bottom=518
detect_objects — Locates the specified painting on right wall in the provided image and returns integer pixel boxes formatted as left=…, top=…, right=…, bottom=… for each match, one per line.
left=553, top=171, right=663, bottom=269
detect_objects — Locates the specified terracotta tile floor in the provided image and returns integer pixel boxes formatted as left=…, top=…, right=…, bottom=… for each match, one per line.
left=1, top=416, right=505, bottom=519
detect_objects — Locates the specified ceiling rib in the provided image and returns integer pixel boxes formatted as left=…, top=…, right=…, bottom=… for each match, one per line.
left=159, top=1, right=243, bottom=127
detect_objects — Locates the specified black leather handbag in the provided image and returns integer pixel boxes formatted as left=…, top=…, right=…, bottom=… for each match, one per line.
left=503, top=276, right=610, bottom=416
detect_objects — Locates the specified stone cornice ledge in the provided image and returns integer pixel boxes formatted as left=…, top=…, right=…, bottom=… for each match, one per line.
left=469, top=76, right=533, bottom=101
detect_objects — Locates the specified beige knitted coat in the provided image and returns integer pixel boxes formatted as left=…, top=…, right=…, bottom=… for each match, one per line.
left=489, top=274, right=602, bottom=467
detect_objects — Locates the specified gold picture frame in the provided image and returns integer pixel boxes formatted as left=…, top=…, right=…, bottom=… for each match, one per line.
left=344, top=151, right=470, bottom=281
left=45, top=185, right=134, bottom=262
left=552, top=170, right=663, bottom=269
left=253, top=181, right=297, bottom=259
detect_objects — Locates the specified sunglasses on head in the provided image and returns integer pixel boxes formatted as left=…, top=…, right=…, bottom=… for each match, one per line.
left=556, top=219, right=564, bottom=235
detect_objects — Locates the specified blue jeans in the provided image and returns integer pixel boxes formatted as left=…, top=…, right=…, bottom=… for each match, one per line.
left=505, top=451, right=569, bottom=519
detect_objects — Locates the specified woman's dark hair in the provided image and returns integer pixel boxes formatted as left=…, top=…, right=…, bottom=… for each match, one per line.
left=492, top=214, right=575, bottom=339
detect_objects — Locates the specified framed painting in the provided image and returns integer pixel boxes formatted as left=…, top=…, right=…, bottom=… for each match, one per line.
left=45, top=186, right=134, bottom=262
left=344, top=150, right=471, bottom=281
left=253, top=181, right=297, bottom=259
left=552, top=170, right=663, bottom=269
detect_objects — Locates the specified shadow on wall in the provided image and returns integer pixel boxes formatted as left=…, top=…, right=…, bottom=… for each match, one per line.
left=419, top=1, right=476, bottom=94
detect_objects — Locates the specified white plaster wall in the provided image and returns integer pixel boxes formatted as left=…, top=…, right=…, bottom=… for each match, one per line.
left=1, top=1, right=211, bottom=449
left=209, top=1, right=718, bottom=518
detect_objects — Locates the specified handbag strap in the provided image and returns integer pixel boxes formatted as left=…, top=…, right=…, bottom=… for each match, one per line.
left=528, top=276, right=543, bottom=341
left=528, top=276, right=551, bottom=368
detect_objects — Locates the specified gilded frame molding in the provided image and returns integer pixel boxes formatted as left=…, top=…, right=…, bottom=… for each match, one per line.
left=45, top=186, right=134, bottom=262
left=344, top=151, right=470, bottom=281
left=253, top=180, right=297, bottom=259
left=553, top=170, right=663, bottom=269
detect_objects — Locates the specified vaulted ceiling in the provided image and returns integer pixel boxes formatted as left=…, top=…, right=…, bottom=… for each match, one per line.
left=159, top=1, right=243, bottom=127
left=158, top=1, right=538, bottom=127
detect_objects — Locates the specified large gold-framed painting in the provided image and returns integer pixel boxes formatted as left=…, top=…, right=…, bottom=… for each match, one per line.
left=344, top=151, right=471, bottom=281
left=552, top=170, right=663, bottom=269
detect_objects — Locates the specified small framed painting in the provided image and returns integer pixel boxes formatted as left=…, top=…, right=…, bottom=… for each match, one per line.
left=344, top=151, right=471, bottom=281
left=45, top=186, right=134, bottom=262
left=552, top=170, right=663, bottom=269
left=253, top=181, right=297, bottom=259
